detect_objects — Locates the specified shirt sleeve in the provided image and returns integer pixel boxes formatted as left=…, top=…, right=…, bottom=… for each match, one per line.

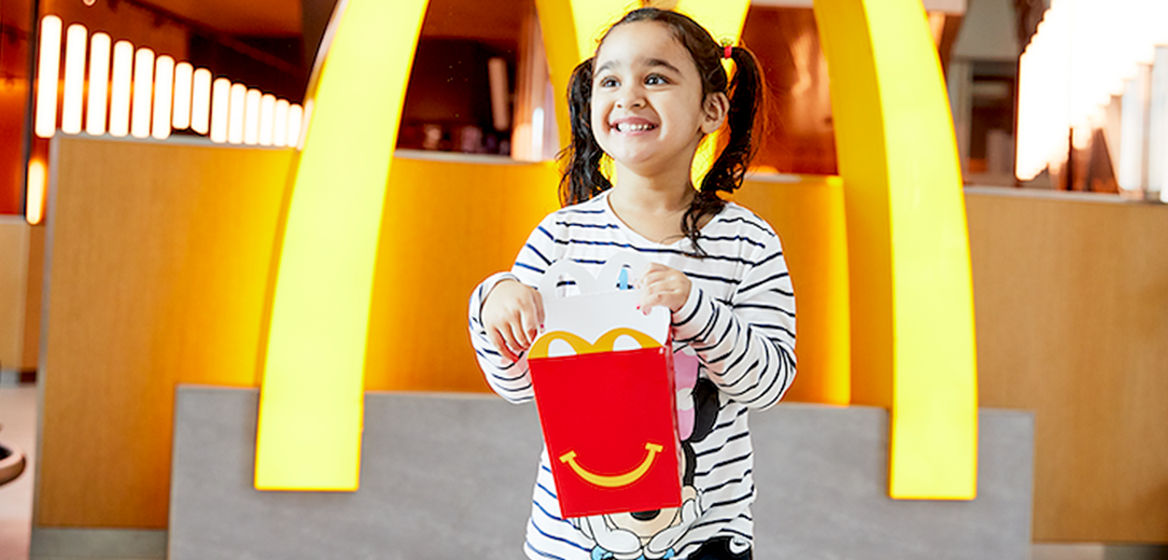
left=670, top=232, right=796, bottom=410
left=467, top=214, right=563, bottom=404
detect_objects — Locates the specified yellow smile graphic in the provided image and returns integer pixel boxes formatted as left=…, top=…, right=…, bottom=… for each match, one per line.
left=559, top=443, right=664, bottom=488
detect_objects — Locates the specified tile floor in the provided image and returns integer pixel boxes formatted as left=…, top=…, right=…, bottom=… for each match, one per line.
left=0, top=383, right=35, bottom=560
left=1, top=382, right=1166, bottom=560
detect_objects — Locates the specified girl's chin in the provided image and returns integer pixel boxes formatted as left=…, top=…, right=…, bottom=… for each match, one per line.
left=609, top=154, right=684, bottom=178
left=609, top=158, right=661, bottom=177
left=606, top=146, right=664, bottom=167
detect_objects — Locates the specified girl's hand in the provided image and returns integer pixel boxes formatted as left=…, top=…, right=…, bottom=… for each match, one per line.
left=481, top=279, right=545, bottom=362
left=639, top=263, right=692, bottom=314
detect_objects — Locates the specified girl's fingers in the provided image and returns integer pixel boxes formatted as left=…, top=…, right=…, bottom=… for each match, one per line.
left=640, top=286, right=686, bottom=314
left=638, top=264, right=689, bottom=313
left=520, top=306, right=540, bottom=343
left=488, top=328, right=517, bottom=362
left=534, top=294, right=546, bottom=327
left=640, top=292, right=662, bottom=315
left=638, top=268, right=654, bottom=288
left=507, top=318, right=530, bottom=350
left=642, top=269, right=682, bottom=290
left=646, top=296, right=670, bottom=315
left=527, top=291, right=546, bottom=331
left=642, top=274, right=669, bottom=294
left=500, top=321, right=524, bottom=355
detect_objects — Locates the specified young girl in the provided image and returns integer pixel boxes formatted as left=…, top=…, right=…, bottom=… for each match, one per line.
left=468, top=8, right=795, bottom=560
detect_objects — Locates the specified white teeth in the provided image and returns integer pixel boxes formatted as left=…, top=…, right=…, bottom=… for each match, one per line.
left=615, top=122, right=654, bottom=132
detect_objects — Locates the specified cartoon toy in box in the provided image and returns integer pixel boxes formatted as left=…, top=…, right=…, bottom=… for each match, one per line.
left=527, top=254, right=681, bottom=519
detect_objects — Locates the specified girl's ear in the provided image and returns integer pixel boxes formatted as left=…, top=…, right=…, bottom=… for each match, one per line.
left=700, top=92, right=730, bottom=134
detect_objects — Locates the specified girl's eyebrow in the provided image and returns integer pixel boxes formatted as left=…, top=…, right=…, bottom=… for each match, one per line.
left=643, top=58, right=682, bottom=74
left=594, top=58, right=682, bottom=75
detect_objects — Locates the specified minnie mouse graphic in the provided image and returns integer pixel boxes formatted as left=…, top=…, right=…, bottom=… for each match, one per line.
left=572, top=350, right=720, bottom=560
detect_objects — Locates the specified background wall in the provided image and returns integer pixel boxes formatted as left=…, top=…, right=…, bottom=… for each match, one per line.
left=950, top=0, right=1019, bottom=61
left=30, top=137, right=1168, bottom=543
left=36, top=138, right=293, bottom=527
left=34, top=137, right=849, bottom=528
left=968, top=187, right=1168, bottom=542
left=0, top=219, right=30, bottom=369
left=0, top=217, right=41, bottom=372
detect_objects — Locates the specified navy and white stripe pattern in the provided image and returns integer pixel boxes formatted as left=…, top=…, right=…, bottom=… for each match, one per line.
left=468, top=191, right=796, bottom=559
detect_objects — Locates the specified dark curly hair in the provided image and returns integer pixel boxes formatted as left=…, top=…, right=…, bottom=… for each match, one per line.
left=558, top=7, right=765, bottom=255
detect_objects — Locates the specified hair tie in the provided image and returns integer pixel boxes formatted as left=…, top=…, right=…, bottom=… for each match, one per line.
left=723, top=44, right=733, bottom=59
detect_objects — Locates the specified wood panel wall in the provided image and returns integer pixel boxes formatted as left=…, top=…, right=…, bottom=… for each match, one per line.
left=0, top=218, right=41, bottom=371
left=22, top=224, right=43, bottom=370
left=0, top=218, right=30, bottom=368
left=967, top=188, right=1168, bottom=543
left=36, top=138, right=295, bottom=528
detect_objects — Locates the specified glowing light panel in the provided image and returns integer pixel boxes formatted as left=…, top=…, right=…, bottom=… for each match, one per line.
left=254, top=0, right=430, bottom=490
left=191, top=69, right=212, bottom=135
left=1016, top=0, right=1168, bottom=182
left=274, top=99, right=289, bottom=147
left=259, top=94, right=276, bottom=146
left=86, top=33, right=111, bottom=135
left=228, top=83, right=245, bottom=144
left=814, top=0, right=978, bottom=499
left=210, top=77, right=230, bottom=143
left=173, top=62, right=193, bottom=130
left=61, top=24, right=88, bottom=135
left=108, top=40, right=133, bottom=137
left=244, top=88, right=261, bottom=145
left=131, top=47, right=154, bottom=138
left=26, top=160, right=46, bottom=226
left=35, top=16, right=63, bottom=138
left=286, top=104, right=303, bottom=148
left=152, top=55, right=174, bottom=140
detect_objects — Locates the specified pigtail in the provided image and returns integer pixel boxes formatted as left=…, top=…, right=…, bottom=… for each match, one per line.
left=683, top=45, right=765, bottom=254
left=558, top=58, right=612, bottom=207
left=701, top=46, right=762, bottom=195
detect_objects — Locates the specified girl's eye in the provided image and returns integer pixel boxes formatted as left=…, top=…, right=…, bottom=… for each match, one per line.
left=599, top=77, right=618, bottom=88
left=645, top=74, right=669, bottom=85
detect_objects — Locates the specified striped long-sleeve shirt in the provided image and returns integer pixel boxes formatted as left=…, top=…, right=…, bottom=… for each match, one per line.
left=468, top=191, right=796, bottom=560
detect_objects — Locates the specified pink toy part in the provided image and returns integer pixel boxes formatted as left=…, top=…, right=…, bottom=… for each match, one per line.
left=674, top=350, right=700, bottom=440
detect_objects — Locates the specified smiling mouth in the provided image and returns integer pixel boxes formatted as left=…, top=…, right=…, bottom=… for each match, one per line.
left=612, top=122, right=658, bottom=133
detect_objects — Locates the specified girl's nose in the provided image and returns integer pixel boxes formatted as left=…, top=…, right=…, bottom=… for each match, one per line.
left=615, top=87, right=646, bottom=109
left=616, top=97, right=645, bottom=110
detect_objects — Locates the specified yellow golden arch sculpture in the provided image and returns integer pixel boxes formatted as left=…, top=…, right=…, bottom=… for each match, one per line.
left=254, top=0, right=978, bottom=501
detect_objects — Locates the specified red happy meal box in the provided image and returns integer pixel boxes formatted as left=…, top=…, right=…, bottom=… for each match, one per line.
left=527, top=254, right=681, bottom=518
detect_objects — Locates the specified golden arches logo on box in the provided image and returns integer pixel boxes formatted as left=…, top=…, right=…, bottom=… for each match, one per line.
left=528, top=327, right=663, bottom=359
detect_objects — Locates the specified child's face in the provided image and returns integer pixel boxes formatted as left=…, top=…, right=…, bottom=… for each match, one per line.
left=591, top=21, right=719, bottom=179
